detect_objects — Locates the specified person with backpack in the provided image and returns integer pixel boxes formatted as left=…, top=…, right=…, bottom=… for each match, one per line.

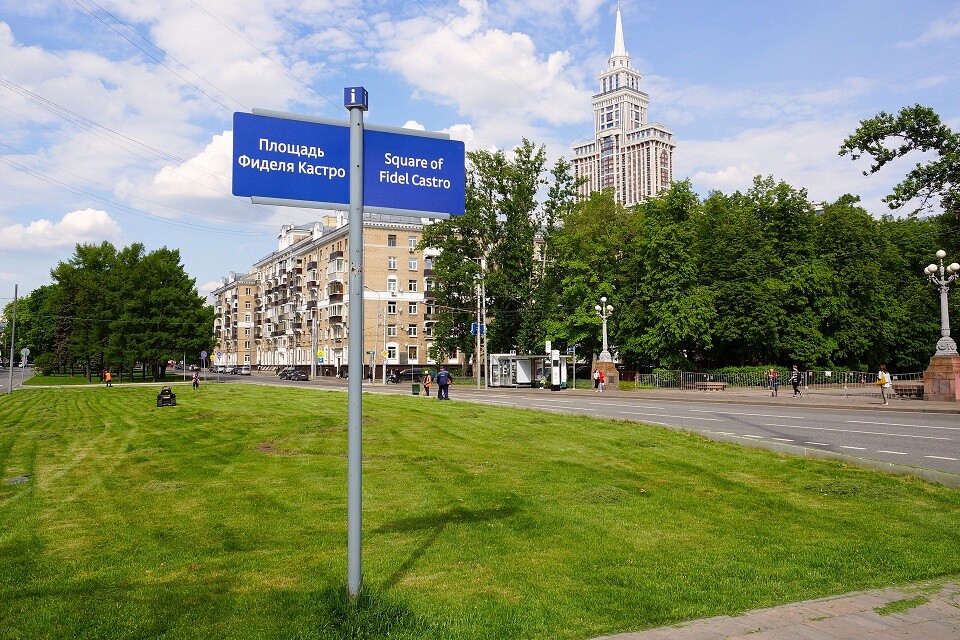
left=790, top=364, right=802, bottom=397
left=435, top=366, right=452, bottom=400
left=594, top=369, right=600, bottom=391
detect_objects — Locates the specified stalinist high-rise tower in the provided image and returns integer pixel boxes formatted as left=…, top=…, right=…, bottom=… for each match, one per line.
left=570, top=4, right=676, bottom=207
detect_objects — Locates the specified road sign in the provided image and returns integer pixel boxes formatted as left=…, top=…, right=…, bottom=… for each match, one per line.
left=232, top=111, right=465, bottom=217
left=381, top=350, right=388, bottom=357
left=566, top=347, right=575, bottom=353
left=216, top=350, right=222, bottom=360
left=470, top=322, right=485, bottom=335
left=363, top=128, right=465, bottom=216
left=20, top=348, right=30, bottom=357
left=201, top=350, right=208, bottom=359
left=233, top=112, right=350, bottom=206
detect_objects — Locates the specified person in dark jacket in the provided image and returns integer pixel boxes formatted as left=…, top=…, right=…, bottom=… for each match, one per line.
left=435, top=366, right=452, bottom=400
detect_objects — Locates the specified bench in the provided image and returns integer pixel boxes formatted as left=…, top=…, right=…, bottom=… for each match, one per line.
left=694, top=381, right=726, bottom=391
left=892, top=381, right=924, bottom=398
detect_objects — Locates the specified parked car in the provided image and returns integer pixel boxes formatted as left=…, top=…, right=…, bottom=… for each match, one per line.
left=388, top=367, right=430, bottom=384
left=277, top=368, right=296, bottom=380
left=288, top=370, right=309, bottom=381
left=238, top=364, right=251, bottom=375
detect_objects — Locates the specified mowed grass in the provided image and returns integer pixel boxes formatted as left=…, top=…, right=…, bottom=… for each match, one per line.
left=1, top=384, right=959, bottom=640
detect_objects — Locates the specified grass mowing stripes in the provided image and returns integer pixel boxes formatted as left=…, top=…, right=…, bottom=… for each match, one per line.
left=0, top=384, right=958, bottom=639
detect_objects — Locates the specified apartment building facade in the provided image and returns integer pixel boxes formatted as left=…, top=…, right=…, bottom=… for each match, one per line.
left=211, top=214, right=459, bottom=377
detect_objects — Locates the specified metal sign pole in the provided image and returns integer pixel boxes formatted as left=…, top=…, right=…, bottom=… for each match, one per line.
left=345, top=88, right=367, bottom=599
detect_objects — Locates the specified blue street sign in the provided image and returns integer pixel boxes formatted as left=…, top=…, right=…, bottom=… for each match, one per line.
left=364, top=128, right=465, bottom=216
left=470, top=322, right=486, bottom=335
left=232, top=111, right=465, bottom=217
left=201, top=350, right=208, bottom=359
left=233, top=112, right=350, bottom=205
left=566, top=347, right=575, bottom=353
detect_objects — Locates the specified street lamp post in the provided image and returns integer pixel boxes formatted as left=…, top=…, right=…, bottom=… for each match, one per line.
left=924, top=250, right=960, bottom=357
left=594, top=296, right=614, bottom=362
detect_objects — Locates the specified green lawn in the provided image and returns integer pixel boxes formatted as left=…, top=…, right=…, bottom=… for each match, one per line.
left=1, top=384, right=958, bottom=639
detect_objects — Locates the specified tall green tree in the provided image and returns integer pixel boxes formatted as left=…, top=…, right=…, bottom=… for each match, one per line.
left=840, top=104, right=960, bottom=216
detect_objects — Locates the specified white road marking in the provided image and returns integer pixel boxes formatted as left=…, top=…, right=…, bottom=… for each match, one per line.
left=764, top=424, right=950, bottom=440
left=690, top=409, right=803, bottom=419
left=925, top=455, right=959, bottom=461
left=840, top=445, right=867, bottom=451
left=877, top=450, right=908, bottom=455
left=805, top=442, right=831, bottom=446
left=621, top=412, right=722, bottom=421
left=846, top=420, right=960, bottom=432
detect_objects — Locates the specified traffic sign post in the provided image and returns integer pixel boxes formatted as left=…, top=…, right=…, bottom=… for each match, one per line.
left=233, top=89, right=465, bottom=600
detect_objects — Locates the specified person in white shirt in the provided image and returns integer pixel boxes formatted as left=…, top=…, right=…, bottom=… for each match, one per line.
left=877, top=364, right=892, bottom=405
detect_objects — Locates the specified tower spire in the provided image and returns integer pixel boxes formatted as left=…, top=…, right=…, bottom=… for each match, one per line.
left=612, top=2, right=627, bottom=58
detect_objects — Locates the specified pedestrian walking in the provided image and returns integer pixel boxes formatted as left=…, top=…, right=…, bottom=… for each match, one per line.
left=876, top=363, right=892, bottom=405
left=104, top=370, right=113, bottom=387
left=192, top=371, right=200, bottom=389
left=598, top=369, right=606, bottom=392
left=435, top=366, right=452, bottom=400
left=594, top=369, right=600, bottom=391
left=789, top=364, right=802, bottom=397
left=422, top=370, right=433, bottom=397
left=767, top=368, right=779, bottom=396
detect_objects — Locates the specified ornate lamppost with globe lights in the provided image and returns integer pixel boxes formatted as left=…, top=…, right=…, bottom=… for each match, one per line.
left=595, top=296, right=614, bottom=362
left=924, top=250, right=960, bottom=357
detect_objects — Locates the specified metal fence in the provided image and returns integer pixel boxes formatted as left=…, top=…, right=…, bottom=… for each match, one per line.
left=628, top=369, right=925, bottom=399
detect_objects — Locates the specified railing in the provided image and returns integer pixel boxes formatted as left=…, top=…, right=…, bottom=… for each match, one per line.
left=627, top=369, right=924, bottom=399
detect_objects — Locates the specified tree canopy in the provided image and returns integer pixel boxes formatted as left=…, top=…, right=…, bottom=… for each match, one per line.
left=840, top=104, right=960, bottom=217
left=4, top=242, right=213, bottom=380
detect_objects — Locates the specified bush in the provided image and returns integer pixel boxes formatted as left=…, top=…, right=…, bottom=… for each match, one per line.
left=34, top=353, right=56, bottom=376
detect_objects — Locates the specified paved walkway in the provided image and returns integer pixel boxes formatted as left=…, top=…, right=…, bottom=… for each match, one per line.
left=591, top=580, right=960, bottom=640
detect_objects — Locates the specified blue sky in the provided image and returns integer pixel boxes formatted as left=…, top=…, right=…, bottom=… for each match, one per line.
left=1, top=0, right=959, bottom=304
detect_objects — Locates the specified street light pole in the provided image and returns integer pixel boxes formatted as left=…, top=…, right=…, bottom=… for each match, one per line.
left=924, top=249, right=960, bottom=357
left=594, top=296, right=614, bottom=362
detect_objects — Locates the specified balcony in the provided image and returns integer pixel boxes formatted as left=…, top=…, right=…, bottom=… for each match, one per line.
left=306, top=261, right=318, bottom=270
left=329, top=250, right=343, bottom=261
left=328, top=315, right=343, bottom=324
left=423, top=290, right=436, bottom=301
left=293, top=267, right=303, bottom=275
left=307, top=280, right=318, bottom=289
left=305, top=300, right=317, bottom=310
left=423, top=268, right=434, bottom=276
left=329, top=293, right=343, bottom=303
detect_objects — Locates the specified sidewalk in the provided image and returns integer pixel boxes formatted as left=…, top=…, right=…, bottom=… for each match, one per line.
left=591, top=580, right=960, bottom=640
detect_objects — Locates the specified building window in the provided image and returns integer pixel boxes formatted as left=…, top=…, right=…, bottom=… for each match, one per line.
left=425, top=278, right=435, bottom=291
left=387, top=276, right=398, bottom=292
left=245, top=313, right=251, bottom=322
left=244, top=354, right=251, bottom=363
left=388, top=256, right=397, bottom=270
left=425, top=256, right=434, bottom=270
left=387, top=345, right=397, bottom=359
left=244, top=328, right=251, bottom=336
left=408, top=257, right=417, bottom=271
left=408, top=236, right=417, bottom=251
left=387, top=234, right=397, bottom=247
left=407, top=345, right=418, bottom=361
left=407, top=324, right=417, bottom=337
left=407, top=280, right=418, bottom=292
left=245, top=301, right=251, bottom=309
left=408, top=302, right=418, bottom=315
left=387, top=301, right=397, bottom=314
left=245, top=287, right=251, bottom=295
left=424, top=323, right=434, bottom=338
left=244, top=341, right=251, bottom=349
left=387, top=325, right=397, bottom=337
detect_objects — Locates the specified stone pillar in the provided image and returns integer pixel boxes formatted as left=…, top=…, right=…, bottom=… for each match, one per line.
left=596, top=361, right=619, bottom=389
left=923, top=355, right=960, bottom=402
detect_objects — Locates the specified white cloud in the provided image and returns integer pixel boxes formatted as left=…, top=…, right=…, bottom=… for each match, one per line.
left=896, top=13, right=960, bottom=48
left=0, top=209, right=122, bottom=252
left=375, top=0, right=593, bottom=150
